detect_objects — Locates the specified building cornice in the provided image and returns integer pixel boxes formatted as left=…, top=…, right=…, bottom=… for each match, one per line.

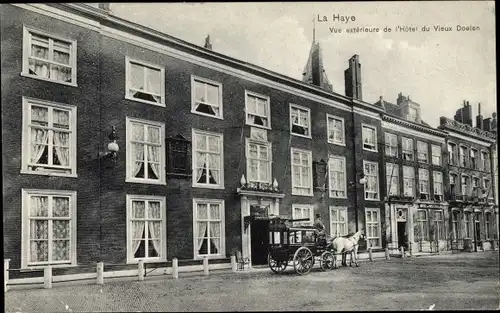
left=439, top=117, right=497, bottom=143
left=382, top=115, right=447, bottom=141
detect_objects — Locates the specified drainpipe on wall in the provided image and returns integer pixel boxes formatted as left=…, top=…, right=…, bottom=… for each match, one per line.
left=352, top=104, right=359, bottom=232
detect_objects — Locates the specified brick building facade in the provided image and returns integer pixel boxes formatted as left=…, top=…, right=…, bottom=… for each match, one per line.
left=2, top=3, right=498, bottom=276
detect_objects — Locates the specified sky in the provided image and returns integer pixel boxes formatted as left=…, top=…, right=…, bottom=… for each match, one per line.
left=103, top=2, right=495, bottom=128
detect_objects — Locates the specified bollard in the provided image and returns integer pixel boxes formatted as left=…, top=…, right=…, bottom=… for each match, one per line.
left=172, top=258, right=179, bottom=279
left=96, top=262, right=104, bottom=285
left=492, top=240, right=496, bottom=251
left=138, top=260, right=145, bottom=281
left=203, top=257, right=209, bottom=276
left=385, top=248, right=390, bottom=260
left=4, top=259, right=10, bottom=292
left=409, top=242, right=413, bottom=256
left=44, top=266, right=52, bottom=289
left=230, top=255, right=237, bottom=273
left=368, top=247, right=373, bottom=262
left=400, top=246, right=405, bottom=259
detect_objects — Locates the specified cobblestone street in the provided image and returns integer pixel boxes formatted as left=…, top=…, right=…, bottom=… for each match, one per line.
left=4, top=251, right=499, bottom=312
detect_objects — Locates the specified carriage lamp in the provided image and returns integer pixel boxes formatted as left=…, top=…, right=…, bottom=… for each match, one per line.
left=106, top=126, right=119, bottom=161
left=359, top=171, right=367, bottom=185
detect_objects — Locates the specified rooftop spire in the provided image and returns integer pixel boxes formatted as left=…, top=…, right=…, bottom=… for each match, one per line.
left=312, top=15, right=316, bottom=44
left=301, top=24, right=332, bottom=92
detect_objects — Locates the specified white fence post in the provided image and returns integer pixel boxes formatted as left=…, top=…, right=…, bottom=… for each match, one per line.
left=230, top=255, right=237, bottom=272
left=96, top=262, right=104, bottom=285
left=138, top=260, right=144, bottom=281
left=368, top=247, right=373, bottom=262
left=4, top=259, right=10, bottom=292
left=400, top=246, right=405, bottom=258
left=203, top=257, right=209, bottom=276
left=44, top=266, right=52, bottom=289
left=172, top=258, right=178, bottom=279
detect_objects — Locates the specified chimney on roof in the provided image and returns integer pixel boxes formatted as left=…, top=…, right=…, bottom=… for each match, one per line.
left=344, top=55, right=362, bottom=100
left=396, top=93, right=407, bottom=106
left=484, top=117, right=492, bottom=131
left=379, top=96, right=386, bottom=111
left=476, top=102, right=484, bottom=130
left=98, top=3, right=111, bottom=12
left=492, top=112, right=498, bottom=132
left=203, top=35, right=213, bottom=50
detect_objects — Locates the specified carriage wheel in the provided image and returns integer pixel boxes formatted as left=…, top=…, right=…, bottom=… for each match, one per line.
left=293, top=247, right=314, bottom=275
left=268, top=254, right=288, bottom=273
left=320, top=251, right=335, bottom=271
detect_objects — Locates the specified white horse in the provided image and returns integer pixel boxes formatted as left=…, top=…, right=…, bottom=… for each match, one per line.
left=329, top=229, right=365, bottom=268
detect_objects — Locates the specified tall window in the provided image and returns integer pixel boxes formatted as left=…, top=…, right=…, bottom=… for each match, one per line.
left=402, top=137, right=414, bottom=161
left=292, top=204, right=314, bottom=226
left=464, top=211, right=472, bottom=238
left=191, top=76, right=222, bottom=118
left=472, top=177, right=480, bottom=196
left=330, top=207, right=347, bottom=237
left=481, top=151, right=489, bottom=172
left=291, top=149, right=313, bottom=196
left=431, top=145, right=441, bottom=165
left=417, top=141, right=428, bottom=163
left=403, top=166, right=415, bottom=197
left=23, top=27, right=77, bottom=85
left=127, top=195, right=166, bottom=262
left=433, top=171, right=443, bottom=201
left=459, top=146, right=468, bottom=167
left=470, top=149, right=477, bottom=169
left=126, top=118, right=165, bottom=184
left=21, top=98, right=76, bottom=176
left=385, top=133, right=398, bottom=157
left=246, top=139, right=272, bottom=183
left=192, top=130, right=223, bottom=188
left=485, top=212, right=492, bottom=239
left=21, top=189, right=77, bottom=268
left=364, top=161, right=379, bottom=200
left=329, top=156, right=346, bottom=198
left=416, top=209, right=428, bottom=241
left=327, top=114, right=345, bottom=145
left=418, top=169, right=429, bottom=200
left=483, top=178, right=491, bottom=198
left=290, top=104, right=311, bottom=137
left=432, top=211, right=444, bottom=241
left=362, top=125, right=377, bottom=151
left=386, top=163, right=399, bottom=196
left=450, top=174, right=458, bottom=195
left=365, top=208, right=381, bottom=247
left=448, top=143, right=456, bottom=165
left=461, top=175, right=470, bottom=196
left=245, top=91, right=270, bottom=128
left=193, top=199, right=225, bottom=258
left=452, top=211, right=460, bottom=240
left=126, top=57, right=165, bottom=106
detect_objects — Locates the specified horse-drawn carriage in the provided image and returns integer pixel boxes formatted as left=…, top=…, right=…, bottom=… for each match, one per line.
left=267, top=216, right=336, bottom=275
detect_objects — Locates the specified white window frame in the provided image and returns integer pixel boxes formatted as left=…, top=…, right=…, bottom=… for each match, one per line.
left=365, top=208, right=381, bottom=248
left=328, top=155, right=347, bottom=199
left=470, top=149, right=478, bottom=169
left=385, top=132, right=398, bottom=157
left=418, top=168, right=430, bottom=199
left=448, top=142, right=456, bottom=165
left=431, top=145, right=441, bottom=166
left=291, top=148, right=313, bottom=196
left=416, top=209, right=429, bottom=241
left=21, top=189, right=77, bottom=269
left=362, top=124, right=378, bottom=152
left=192, top=129, right=224, bottom=189
left=21, top=97, right=77, bottom=177
left=126, top=117, right=166, bottom=185
left=245, top=90, right=271, bottom=130
left=461, top=174, right=470, bottom=196
left=483, top=178, right=492, bottom=198
left=433, top=171, right=443, bottom=201
left=326, top=114, right=345, bottom=146
left=292, top=204, right=314, bottom=226
left=480, top=150, right=489, bottom=172
left=190, top=75, right=223, bottom=119
left=330, top=206, right=348, bottom=237
left=192, top=198, right=226, bottom=259
left=245, top=138, right=272, bottom=184
left=386, top=163, right=399, bottom=196
left=125, top=56, right=165, bottom=106
left=485, top=211, right=492, bottom=239
left=402, top=137, right=414, bottom=161
left=464, top=210, right=473, bottom=239
left=451, top=210, right=460, bottom=240
left=289, top=104, right=311, bottom=139
left=408, top=107, right=418, bottom=122
left=417, top=141, right=428, bottom=163
left=432, top=210, right=445, bottom=241
left=459, top=145, right=468, bottom=168
left=126, top=194, right=167, bottom=264
left=22, top=26, right=77, bottom=86
left=403, top=166, right=415, bottom=197
left=363, top=160, right=379, bottom=200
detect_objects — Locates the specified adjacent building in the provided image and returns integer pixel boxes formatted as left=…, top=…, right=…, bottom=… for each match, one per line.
left=1, top=3, right=498, bottom=277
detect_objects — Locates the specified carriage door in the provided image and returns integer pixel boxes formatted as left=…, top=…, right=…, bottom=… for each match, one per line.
left=250, top=202, right=271, bottom=265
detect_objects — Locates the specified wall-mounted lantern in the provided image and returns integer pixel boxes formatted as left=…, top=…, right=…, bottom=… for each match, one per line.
left=105, top=126, right=119, bottom=161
